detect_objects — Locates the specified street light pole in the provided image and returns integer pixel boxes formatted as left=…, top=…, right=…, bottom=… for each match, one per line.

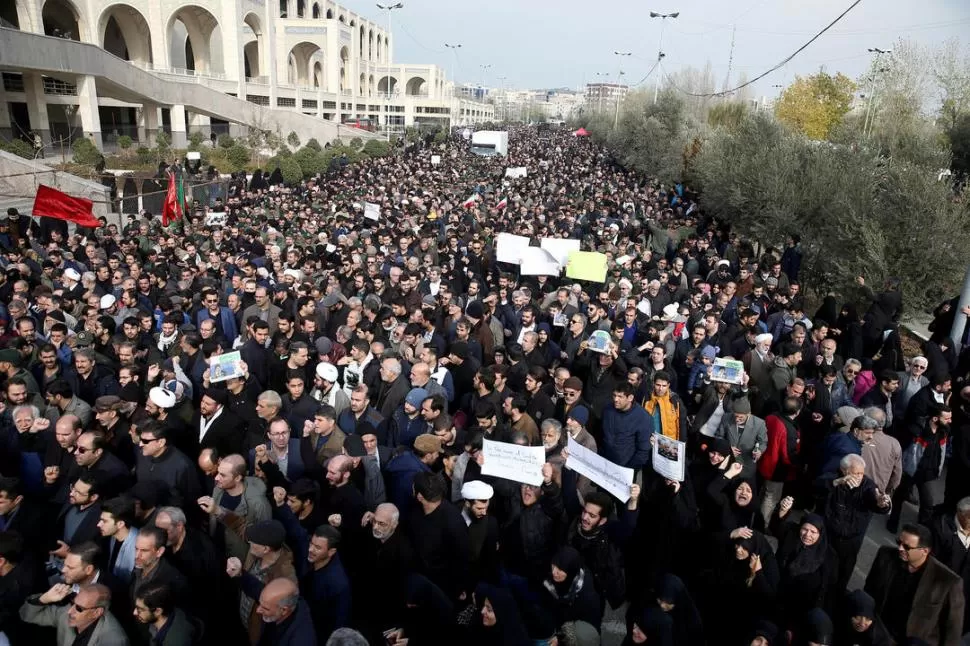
left=650, top=11, right=679, bottom=104
left=376, top=2, right=403, bottom=141
left=863, top=47, right=891, bottom=139
left=613, top=52, right=631, bottom=129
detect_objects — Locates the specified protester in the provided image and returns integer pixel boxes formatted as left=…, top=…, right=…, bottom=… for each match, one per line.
left=3, top=125, right=967, bottom=646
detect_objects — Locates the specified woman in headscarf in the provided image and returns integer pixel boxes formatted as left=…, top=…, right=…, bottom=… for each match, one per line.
left=834, top=589, right=894, bottom=646
left=654, top=573, right=705, bottom=646
left=835, top=302, right=864, bottom=363
left=398, top=574, right=456, bottom=645
left=469, top=583, right=531, bottom=646
left=708, top=531, right=779, bottom=644
left=622, top=605, right=673, bottom=646
left=689, top=436, right=737, bottom=529
left=705, top=460, right=765, bottom=539
left=540, top=546, right=603, bottom=633
left=775, top=512, right=838, bottom=628
left=791, top=608, right=834, bottom=646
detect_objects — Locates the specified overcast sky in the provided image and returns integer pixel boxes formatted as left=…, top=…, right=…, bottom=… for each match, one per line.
left=349, top=0, right=970, bottom=97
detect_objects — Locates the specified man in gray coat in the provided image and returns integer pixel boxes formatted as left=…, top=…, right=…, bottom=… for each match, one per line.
left=715, top=397, right=768, bottom=479
left=198, top=454, right=271, bottom=561
left=20, top=582, right=129, bottom=646
left=240, top=287, right=282, bottom=340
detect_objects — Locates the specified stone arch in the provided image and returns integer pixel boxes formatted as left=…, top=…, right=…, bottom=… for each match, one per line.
left=368, top=29, right=373, bottom=59
left=359, top=73, right=365, bottom=96
left=338, top=45, right=349, bottom=91
left=167, top=5, right=223, bottom=74
left=338, top=14, right=345, bottom=23
left=368, top=74, right=375, bottom=97
left=97, top=4, right=153, bottom=65
left=297, top=0, right=305, bottom=18
left=376, top=34, right=382, bottom=61
left=359, top=25, right=365, bottom=57
left=313, top=61, right=323, bottom=88
left=42, top=0, right=87, bottom=41
left=242, top=12, right=262, bottom=78
left=350, top=19, right=355, bottom=26
left=312, top=3, right=320, bottom=18
left=288, top=41, right=322, bottom=86
left=326, top=8, right=333, bottom=18
left=1, top=0, right=32, bottom=30
left=405, top=76, right=427, bottom=96
left=377, top=75, right=397, bottom=96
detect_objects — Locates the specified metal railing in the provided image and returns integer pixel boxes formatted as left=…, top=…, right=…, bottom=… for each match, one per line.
left=43, top=77, right=77, bottom=95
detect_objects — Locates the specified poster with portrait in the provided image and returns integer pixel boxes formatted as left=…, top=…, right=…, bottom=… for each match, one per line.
left=208, top=351, right=244, bottom=383
left=586, top=330, right=612, bottom=354
left=651, top=435, right=686, bottom=482
left=711, top=358, right=744, bottom=385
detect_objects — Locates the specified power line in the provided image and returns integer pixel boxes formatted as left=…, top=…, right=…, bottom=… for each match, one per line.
left=668, top=0, right=864, bottom=98
left=631, top=59, right=662, bottom=87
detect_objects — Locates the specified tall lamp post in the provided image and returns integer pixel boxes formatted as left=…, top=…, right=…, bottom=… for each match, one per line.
left=863, top=47, right=891, bottom=139
left=376, top=2, right=403, bottom=141
left=650, top=10, right=679, bottom=103
left=613, top=51, right=631, bottom=128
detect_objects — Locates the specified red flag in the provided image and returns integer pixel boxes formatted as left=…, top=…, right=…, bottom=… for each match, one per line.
left=496, top=197, right=508, bottom=210
left=162, top=171, right=181, bottom=226
left=32, top=185, right=100, bottom=228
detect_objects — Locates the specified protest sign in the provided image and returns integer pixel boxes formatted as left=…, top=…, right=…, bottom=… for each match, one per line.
left=209, top=351, right=244, bottom=383
left=565, top=250, right=608, bottom=283
left=586, top=330, right=612, bottom=354
left=504, top=167, right=528, bottom=179
left=431, top=155, right=441, bottom=166
left=204, top=211, right=227, bottom=227
left=711, top=358, right=744, bottom=385
left=566, top=436, right=634, bottom=502
left=520, top=248, right=561, bottom=276
left=495, top=233, right=532, bottom=265
left=364, top=202, right=380, bottom=221
left=652, top=435, right=687, bottom=482
left=481, top=439, right=545, bottom=486
left=540, top=238, right=580, bottom=266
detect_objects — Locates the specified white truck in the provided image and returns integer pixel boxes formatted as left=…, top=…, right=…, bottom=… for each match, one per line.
left=470, top=130, right=508, bottom=157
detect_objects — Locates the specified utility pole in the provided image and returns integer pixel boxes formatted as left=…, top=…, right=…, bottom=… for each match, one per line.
left=613, top=52, right=632, bottom=128
left=722, top=24, right=736, bottom=96
left=376, top=2, right=403, bottom=141
left=951, top=267, right=970, bottom=353
left=650, top=10, right=679, bottom=104
left=863, top=47, right=891, bottom=139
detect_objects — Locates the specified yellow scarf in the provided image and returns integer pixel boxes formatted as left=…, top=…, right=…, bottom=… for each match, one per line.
left=644, top=394, right=680, bottom=440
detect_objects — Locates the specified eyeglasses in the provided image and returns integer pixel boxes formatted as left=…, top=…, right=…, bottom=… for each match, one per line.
left=74, top=446, right=93, bottom=454
left=73, top=603, right=97, bottom=613
left=897, top=540, right=925, bottom=552
left=139, top=437, right=159, bottom=445
left=845, top=369, right=859, bottom=375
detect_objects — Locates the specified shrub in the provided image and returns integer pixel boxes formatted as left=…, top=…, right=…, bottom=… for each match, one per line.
left=304, top=138, right=323, bottom=153
left=349, top=137, right=363, bottom=151
left=218, top=134, right=235, bottom=149
left=1, top=138, right=35, bottom=159
left=136, top=146, right=152, bottom=164
left=295, top=147, right=327, bottom=177
left=226, top=144, right=251, bottom=171
left=278, top=157, right=303, bottom=185
left=188, top=132, right=205, bottom=151
left=287, top=131, right=300, bottom=149
left=117, top=135, right=133, bottom=152
left=362, top=139, right=391, bottom=158
left=72, top=137, right=103, bottom=166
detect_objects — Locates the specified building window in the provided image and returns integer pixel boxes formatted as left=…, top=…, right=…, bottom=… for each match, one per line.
left=247, top=95, right=270, bottom=106
left=302, top=99, right=318, bottom=109
left=323, top=101, right=337, bottom=109
left=2, top=73, right=24, bottom=92
left=277, top=97, right=296, bottom=107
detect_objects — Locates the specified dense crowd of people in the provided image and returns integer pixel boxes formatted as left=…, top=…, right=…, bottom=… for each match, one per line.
left=0, top=125, right=969, bottom=646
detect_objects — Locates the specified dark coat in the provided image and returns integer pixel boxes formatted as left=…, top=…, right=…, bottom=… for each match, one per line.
left=189, top=407, right=243, bottom=457
left=865, top=547, right=965, bottom=646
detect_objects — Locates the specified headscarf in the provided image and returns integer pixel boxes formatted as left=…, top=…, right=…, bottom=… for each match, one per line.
left=844, top=589, right=876, bottom=619
left=778, top=513, right=829, bottom=578
left=627, top=606, right=673, bottom=646
left=656, top=573, right=704, bottom=646
left=547, top=546, right=586, bottom=600
left=474, top=583, right=531, bottom=646
left=796, top=608, right=834, bottom=646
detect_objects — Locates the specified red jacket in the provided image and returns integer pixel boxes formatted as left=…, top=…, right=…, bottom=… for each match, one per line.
left=758, top=414, right=800, bottom=481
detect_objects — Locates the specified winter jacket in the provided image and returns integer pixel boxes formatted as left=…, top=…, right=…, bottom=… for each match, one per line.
left=758, top=414, right=800, bottom=482
left=384, top=450, right=431, bottom=514
left=821, top=474, right=888, bottom=540
left=820, top=432, right=862, bottom=476
left=209, top=476, right=272, bottom=561
left=601, top=403, right=653, bottom=469
left=902, top=426, right=947, bottom=481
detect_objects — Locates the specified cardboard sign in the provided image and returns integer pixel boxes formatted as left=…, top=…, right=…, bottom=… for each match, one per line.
left=495, top=233, right=531, bottom=265
left=565, top=251, right=608, bottom=283
left=364, top=202, right=380, bottom=221
left=712, top=358, right=744, bottom=384
left=208, top=351, right=244, bottom=383
left=205, top=211, right=227, bottom=227
left=481, top=439, right=545, bottom=486
left=540, top=238, right=581, bottom=266
left=505, top=167, right=528, bottom=179
left=431, top=155, right=441, bottom=166
left=566, top=436, right=634, bottom=502
left=520, top=248, right=561, bottom=276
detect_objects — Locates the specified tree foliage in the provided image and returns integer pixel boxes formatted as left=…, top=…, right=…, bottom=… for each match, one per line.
left=287, top=131, right=301, bottom=149
left=775, top=72, right=856, bottom=140
left=226, top=144, right=251, bottom=171
left=603, top=89, right=689, bottom=184
left=692, top=112, right=969, bottom=308
left=278, top=157, right=303, bottom=185
left=72, top=137, right=103, bottom=166
left=707, top=102, right=748, bottom=131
